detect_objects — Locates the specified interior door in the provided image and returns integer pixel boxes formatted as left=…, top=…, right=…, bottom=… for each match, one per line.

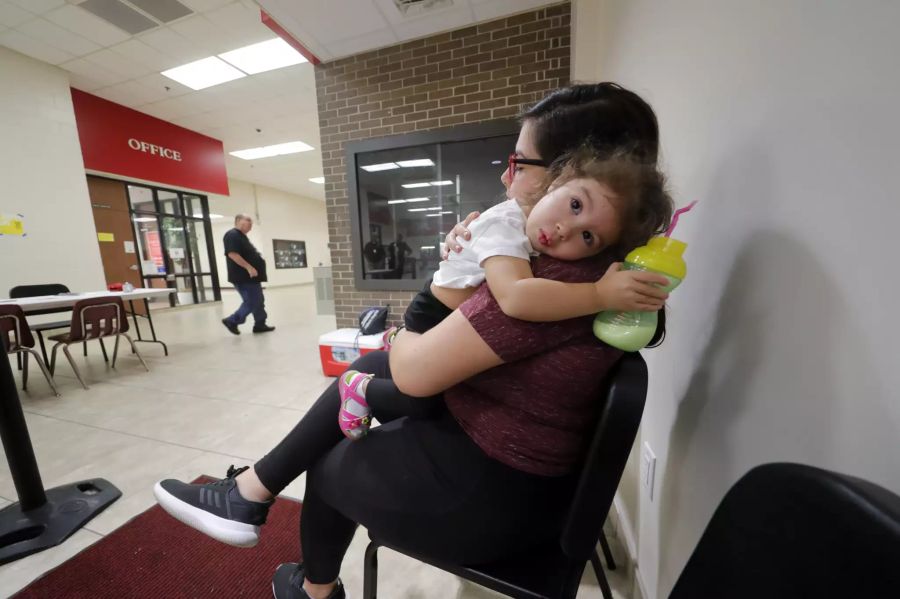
left=87, top=176, right=146, bottom=314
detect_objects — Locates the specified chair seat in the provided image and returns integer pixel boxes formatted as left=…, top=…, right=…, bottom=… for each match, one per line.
left=47, top=332, right=72, bottom=343
left=372, top=537, right=580, bottom=599
left=30, top=320, right=71, bottom=332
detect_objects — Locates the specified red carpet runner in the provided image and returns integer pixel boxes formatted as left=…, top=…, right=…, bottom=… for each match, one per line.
left=14, top=476, right=302, bottom=598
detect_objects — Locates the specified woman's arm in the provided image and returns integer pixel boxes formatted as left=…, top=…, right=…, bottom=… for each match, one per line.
left=389, top=310, right=503, bottom=397
left=483, top=256, right=670, bottom=322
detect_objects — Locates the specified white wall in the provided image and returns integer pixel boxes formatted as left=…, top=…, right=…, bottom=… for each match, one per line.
left=0, top=47, right=105, bottom=296
left=208, top=179, right=329, bottom=289
left=574, top=1, right=900, bottom=597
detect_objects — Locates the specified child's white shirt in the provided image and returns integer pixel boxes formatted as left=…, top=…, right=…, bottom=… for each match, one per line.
left=432, top=199, right=538, bottom=289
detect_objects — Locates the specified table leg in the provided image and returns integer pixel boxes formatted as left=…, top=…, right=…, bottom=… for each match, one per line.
left=127, top=299, right=168, bottom=357
left=0, top=346, right=121, bottom=565
left=36, top=331, right=49, bottom=366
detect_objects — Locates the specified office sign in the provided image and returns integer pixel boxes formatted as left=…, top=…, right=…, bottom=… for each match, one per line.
left=71, top=89, right=229, bottom=195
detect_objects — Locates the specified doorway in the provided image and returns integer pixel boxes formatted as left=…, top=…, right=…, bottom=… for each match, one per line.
left=87, top=176, right=221, bottom=307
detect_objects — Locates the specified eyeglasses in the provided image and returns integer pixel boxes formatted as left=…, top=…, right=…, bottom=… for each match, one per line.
left=508, top=153, right=548, bottom=178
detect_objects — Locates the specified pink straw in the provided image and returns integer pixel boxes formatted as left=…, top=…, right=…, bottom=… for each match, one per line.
left=665, top=200, right=698, bottom=237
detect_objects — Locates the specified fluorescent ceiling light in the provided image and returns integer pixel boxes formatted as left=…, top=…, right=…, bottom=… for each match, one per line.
left=408, top=208, right=429, bottom=212
left=491, top=160, right=502, bottom=165
left=208, top=213, right=224, bottom=219
left=426, top=210, right=455, bottom=216
left=421, top=246, right=435, bottom=249
left=387, top=199, right=406, bottom=205
left=230, top=141, right=314, bottom=160
left=309, top=177, right=325, bottom=184
left=430, top=180, right=453, bottom=186
left=161, top=56, right=245, bottom=90
left=218, top=38, right=307, bottom=75
left=396, top=159, right=435, bottom=168
left=402, top=182, right=431, bottom=188
left=388, top=197, right=430, bottom=205
left=361, top=162, right=399, bottom=172
left=133, top=217, right=156, bottom=222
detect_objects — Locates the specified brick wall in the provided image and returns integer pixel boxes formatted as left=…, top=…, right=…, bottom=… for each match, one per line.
left=315, top=2, right=571, bottom=328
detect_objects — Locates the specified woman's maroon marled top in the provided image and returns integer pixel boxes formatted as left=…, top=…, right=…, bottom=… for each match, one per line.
left=444, top=253, right=624, bottom=477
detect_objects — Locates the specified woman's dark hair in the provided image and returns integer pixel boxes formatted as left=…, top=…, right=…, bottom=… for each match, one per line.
left=521, top=82, right=660, bottom=166
left=526, top=82, right=667, bottom=346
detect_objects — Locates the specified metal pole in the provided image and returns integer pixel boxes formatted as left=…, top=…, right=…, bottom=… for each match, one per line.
left=0, top=354, right=46, bottom=510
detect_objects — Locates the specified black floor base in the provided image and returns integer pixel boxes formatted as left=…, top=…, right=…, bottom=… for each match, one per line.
left=0, top=478, right=121, bottom=565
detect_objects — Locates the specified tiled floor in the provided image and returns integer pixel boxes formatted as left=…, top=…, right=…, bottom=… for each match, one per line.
left=0, top=285, right=631, bottom=598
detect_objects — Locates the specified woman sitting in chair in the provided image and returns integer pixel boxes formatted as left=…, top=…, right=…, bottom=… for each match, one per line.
left=153, top=82, right=670, bottom=599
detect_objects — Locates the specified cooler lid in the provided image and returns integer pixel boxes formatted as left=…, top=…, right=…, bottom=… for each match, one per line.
left=318, top=328, right=384, bottom=349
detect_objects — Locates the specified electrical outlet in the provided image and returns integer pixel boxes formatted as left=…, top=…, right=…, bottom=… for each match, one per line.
left=641, top=442, right=657, bottom=502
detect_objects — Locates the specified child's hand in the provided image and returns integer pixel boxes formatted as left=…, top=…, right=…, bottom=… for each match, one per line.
left=595, top=262, right=670, bottom=312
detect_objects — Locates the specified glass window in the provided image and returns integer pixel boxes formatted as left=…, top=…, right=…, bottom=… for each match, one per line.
left=196, top=275, right=214, bottom=303
left=173, top=275, right=196, bottom=306
left=158, top=190, right=182, bottom=216
left=185, top=219, right=211, bottom=273
left=184, top=194, right=205, bottom=219
left=128, top=185, right=155, bottom=213
left=133, top=214, right=166, bottom=275
left=161, top=216, right=190, bottom=275
left=353, top=133, right=515, bottom=284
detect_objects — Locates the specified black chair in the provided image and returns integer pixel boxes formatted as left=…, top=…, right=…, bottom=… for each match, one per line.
left=0, top=304, right=60, bottom=396
left=9, top=284, right=108, bottom=367
left=669, top=462, right=900, bottom=598
left=363, top=352, right=648, bottom=599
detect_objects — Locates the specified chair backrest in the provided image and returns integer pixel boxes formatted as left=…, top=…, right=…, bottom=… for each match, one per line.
left=668, top=462, right=900, bottom=598
left=9, top=283, right=70, bottom=298
left=67, top=296, right=129, bottom=342
left=0, top=304, right=35, bottom=351
left=560, top=352, right=648, bottom=561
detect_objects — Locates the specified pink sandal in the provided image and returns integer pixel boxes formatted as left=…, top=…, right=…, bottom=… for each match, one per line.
left=382, top=326, right=401, bottom=351
left=338, top=370, right=374, bottom=440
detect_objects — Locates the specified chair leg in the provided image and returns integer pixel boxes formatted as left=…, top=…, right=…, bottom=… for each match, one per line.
left=122, top=334, right=150, bottom=372
left=83, top=340, right=87, bottom=357
left=62, top=345, right=89, bottom=390
left=24, top=348, right=60, bottom=397
left=590, top=549, right=614, bottom=599
left=50, top=343, right=60, bottom=375
left=112, top=335, right=121, bottom=368
left=99, top=338, right=109, bottom=363
left=599, top=531, right=617, bottom=570
left=16, top=351, right=22, bottom=371
left=37, top=331, right=49, bottom=366
left=363, top=542, right=379, bottom=599
left=21, top=350, right=29, bottom=391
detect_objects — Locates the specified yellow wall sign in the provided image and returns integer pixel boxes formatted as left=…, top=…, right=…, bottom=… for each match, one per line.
left=0, top=214, right=25, bottom=236
left=98, top=232, right=115, bottom=242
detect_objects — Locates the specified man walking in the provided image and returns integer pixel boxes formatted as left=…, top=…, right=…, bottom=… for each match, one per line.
left=221, top=214, right=274, bottom=334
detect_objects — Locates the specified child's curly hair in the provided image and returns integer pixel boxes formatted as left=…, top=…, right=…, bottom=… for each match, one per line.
left=543, top=145, right=673, bottom=257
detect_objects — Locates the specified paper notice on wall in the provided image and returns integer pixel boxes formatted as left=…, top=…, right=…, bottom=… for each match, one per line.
left=124, top=241, right=135, bottom=253
left=0, top=213, right=25, bottom=236
left=98, top=232, right=115, bottom=242
left=170, top=247, right=184, bottom=259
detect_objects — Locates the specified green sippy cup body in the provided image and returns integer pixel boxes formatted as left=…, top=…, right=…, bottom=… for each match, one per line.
left=593, top=237, right=687, bottom=352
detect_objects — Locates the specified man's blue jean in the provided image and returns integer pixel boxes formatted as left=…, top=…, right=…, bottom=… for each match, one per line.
left=226, top=282, right=267, bottom=327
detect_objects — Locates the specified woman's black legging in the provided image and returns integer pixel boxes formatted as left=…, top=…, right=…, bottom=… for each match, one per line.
left=253, top=351, right=574, bottom=584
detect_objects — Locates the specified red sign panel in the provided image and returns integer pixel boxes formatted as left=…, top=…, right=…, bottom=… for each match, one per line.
left=71, top=88, right=229, bottom=195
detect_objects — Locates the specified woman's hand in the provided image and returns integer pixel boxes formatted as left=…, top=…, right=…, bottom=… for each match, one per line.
left=441, top=211, right=480, bottom=259
left=594, top=262, right=670, bottom=312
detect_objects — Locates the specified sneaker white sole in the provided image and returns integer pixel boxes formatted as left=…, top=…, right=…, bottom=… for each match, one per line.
left=153, top=481, right=260, bottom=548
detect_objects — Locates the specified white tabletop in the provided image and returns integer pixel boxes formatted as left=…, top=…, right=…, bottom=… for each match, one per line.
left=0, top=288, right=175, bottom=313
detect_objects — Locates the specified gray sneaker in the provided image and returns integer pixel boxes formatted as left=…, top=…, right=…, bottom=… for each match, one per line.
left=272, top=563, right=345, bottom=599
left=153, top=465, right=272, bottom=547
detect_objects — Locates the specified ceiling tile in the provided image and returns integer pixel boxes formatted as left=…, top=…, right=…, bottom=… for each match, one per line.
left=8, top=0, right=65, bottom=14
left=44, top=4, right=131, bottom=46
left=137, top=25, right=206, bottom=63
left=114, top=78, right=174, bottom=104
left=93, top=81, right=149, bottom=106
left=296, top=0, right=388, bottom=42
left=136, top=72, right=193, bottom=99
left=140, top=96, right=198, bottom=120
left=128, top=0, right=193, bottom=24
left=0, top=2, right=34, bottom=27
left=201, top=2, right=272, bottom=48
left=68, top=71, right=108, bottom=91
left=178, top=0, right=232, bottom=12
left=18, top=17, right=102, bottom=57
left=168, top=14, right=232, bottom=54
left=325, top=27, right=397, bottom=59
left=0, top=28, right=74, bottom=64
left=84, top=47, right=152, bottom=78
left=78, top=0, right=158, bottom=35
left=389, top=7, right=475, bottom=42
left=60, top=56, right=129, bottom=86
left=110, top=38, right=180, bottom=72
left=471, top=0, right=556, bottom=22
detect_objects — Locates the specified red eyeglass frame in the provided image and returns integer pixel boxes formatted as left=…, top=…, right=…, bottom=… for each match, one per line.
left=507, top=153, right=548, bottom=178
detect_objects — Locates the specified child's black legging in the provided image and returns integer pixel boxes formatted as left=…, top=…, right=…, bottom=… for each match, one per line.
left=253, top=351, right=575, bottom=584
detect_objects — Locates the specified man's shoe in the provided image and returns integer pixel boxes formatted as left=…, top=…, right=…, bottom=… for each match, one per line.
left=153, top=465, right=272, bottom=547
left=253, top=324, right=276, bottom=333
left=222, top=319, right=240, bottom=335
left=272, top=563, right=345, bottom=599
